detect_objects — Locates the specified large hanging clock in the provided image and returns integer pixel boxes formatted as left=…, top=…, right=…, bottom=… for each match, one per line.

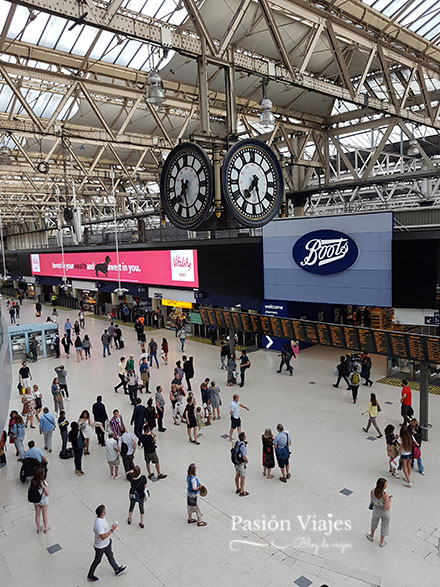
left=160, top=142, right=214, bottom=230
left=222, top=139, right=283, bottom=227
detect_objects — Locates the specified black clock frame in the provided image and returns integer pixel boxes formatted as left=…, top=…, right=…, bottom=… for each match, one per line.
left=222, top=139, right=284, bottom=228
left=160, top=142, right=214, bottom=230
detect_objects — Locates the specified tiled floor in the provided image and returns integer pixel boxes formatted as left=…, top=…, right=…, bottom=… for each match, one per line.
left=1, top=301, right=440, bottom=587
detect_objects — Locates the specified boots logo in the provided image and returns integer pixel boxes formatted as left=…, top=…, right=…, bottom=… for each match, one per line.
left=292, top=230, right=359, bottom=275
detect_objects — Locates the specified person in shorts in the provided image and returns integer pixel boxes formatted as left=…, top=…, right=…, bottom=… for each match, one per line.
left=140, top=425, right=167, bottom=480
left=228, top=394, right=249, bottom=442
left=273, top=423, right=292, bottom=483
left=105, top=432, right=120, bottom=480
left=233, top=431, right=249, bottom=497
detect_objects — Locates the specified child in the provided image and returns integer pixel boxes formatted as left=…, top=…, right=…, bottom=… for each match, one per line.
left=196, top=407, right=204, bottom=438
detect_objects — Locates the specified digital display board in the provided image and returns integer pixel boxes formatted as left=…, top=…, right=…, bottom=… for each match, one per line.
left=407, top=336, right=425, bottom=362
left=389, top=332, right=409, bottom=359
left=223, top=311, right=234, bottom=329
left=198, top=308, right=440, bottom=362
left=281, top=319, right=295, bottom=339
left=214, top=310, right=226, bottom=328
left=199, top=308, right=209, bottom=324
left=231, top=312, right=243, bottom=331
left=317, top=323, right=331, bottom=346
left=31, top=250, right=198, bottom=287
left=426, top=338, right=440, bottom=363
left=358, top=328, right=375, bottom=354
left=344, top=327, right=360, bottom=351
left=260, top=316, right=273, bottom=336
left=250, top=314, right=263, bottom=334
left=207, top=309, right=217, bottom=327
left=303, top=322, right=319, bottom=344
left=373, top=331, right=391, bottom=355
left=292, top=320, right=306, bottom=342
left=241, top=313, right=253, bottom=333
left=329, top=325, right=346, bottom=348
left=270, top=317, right=283, bottom=338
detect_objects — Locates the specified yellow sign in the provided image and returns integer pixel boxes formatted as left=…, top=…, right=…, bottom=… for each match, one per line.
left=161, top=299, right=193, bottom=309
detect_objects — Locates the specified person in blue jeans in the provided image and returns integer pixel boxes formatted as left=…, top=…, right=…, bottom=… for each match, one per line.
left=101, top=330, right=111, bottom=358
left=408, top=418, right=425, bottom=475
left=148, top=338, right=159, bottom=368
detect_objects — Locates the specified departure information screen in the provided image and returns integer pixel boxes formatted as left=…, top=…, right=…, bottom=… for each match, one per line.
left=199, top=308, right=440, bottom=362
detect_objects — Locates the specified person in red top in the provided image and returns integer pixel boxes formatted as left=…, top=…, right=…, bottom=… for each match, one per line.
left=400, top=379, right=413, bottom=426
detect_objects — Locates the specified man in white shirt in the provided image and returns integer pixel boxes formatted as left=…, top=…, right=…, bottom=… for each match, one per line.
left=118, top=427, right=136, bottom=477
left=114, top=357, right=128, bottom=394
left=105, top=432, right=120, bottom=480
left=228, top=394, right=249, bottom=442
left=87, top=504, right=126, bottom=582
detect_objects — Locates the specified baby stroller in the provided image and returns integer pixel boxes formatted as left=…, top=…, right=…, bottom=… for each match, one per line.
left=20, top=457, right=47, bottom=483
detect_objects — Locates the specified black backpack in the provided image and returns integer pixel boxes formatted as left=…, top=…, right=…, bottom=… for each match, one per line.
left=230, top=441, right=244, bottom=465
left=28, top=483, right=42, bottom=503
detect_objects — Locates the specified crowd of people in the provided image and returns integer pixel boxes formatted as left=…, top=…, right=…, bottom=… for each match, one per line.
left=1, top=296, right=430, bottom=582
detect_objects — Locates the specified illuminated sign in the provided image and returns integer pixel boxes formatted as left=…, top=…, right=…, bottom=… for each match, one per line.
left=30, top=249, right=199, bottom=288
left=292, top=229, right=359, bottom=275
left=161, top=299, right=193, bottom=309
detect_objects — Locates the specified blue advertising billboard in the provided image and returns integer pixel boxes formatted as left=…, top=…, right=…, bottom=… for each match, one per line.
left=263, top=212, right=392, bottom=306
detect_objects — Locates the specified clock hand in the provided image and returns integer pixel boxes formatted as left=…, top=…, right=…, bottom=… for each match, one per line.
left=243, top=175, right=259, bottom=200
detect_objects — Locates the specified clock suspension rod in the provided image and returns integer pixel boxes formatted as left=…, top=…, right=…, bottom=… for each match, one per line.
left=213, top=149, right=222, bottom=219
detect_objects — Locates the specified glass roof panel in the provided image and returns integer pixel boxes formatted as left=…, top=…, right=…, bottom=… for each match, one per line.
left=20, top=12, right=50, bottom=44
left=361, top=0, right=440, bottom=43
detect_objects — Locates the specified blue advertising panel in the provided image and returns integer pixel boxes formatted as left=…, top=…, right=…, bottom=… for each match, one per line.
left=261, top=300, right=288, bottom=351
left=263, top=212, right=392, bottom=306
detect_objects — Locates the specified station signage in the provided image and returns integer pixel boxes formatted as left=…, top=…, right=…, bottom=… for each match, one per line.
left=292, top=229, right=359, bottom=275
left=30, top=249, right=199, bottom=288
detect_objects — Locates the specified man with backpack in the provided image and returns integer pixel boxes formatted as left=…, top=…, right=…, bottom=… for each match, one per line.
left=273, top=424, right=291, bottom=483
left=349, top=366, right=360, bottom=404
left=231, top=431, right=249, bottom=497
left=101, top=330, right=111, bottom=358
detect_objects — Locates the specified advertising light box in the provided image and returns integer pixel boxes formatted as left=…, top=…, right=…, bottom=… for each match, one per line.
left=30, top=249, right=199, bottom=288
left=263, top=212, right=392, bottom=306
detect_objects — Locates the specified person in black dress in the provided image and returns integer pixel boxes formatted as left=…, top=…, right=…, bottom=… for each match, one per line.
left=183, top=397, right=198, bottom=445
left=262, top=428, right=275, bottom=479
left=146, top=398, right=156, bottom=432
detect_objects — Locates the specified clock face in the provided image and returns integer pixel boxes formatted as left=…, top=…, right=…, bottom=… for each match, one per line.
left=222, top=139, right=283, bottom=227
left=160, top=143, right=213, bottom=230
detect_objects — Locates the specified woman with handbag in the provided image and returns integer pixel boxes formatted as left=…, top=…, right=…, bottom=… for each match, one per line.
left=408, top=418, right=424, bottom=476
left=51, top=378, right=64, bottom=414
left=361, top=393, right=383, bottom=438
left=384, top=424, right=399, bottom=477
left=78, top=410, right=93, bottom=455
left=126, top=465, right=147, bottom=528
left=186, top=463, right=207, bottom=526
left=22, top=386, right=36, bottom=428
left=398, top=426, right=413, bottom=487
left=366, top=477, right=392, bottom=547
left=33, top=384, right=43, bottom=422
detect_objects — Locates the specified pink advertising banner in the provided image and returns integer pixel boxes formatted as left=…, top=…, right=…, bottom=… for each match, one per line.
left=30, top=250, right=199, bottom=288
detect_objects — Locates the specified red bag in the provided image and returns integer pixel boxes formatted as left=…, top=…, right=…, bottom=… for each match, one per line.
left=413, top=444, right=421, bottom=460
left=36, top=312, right=41, bottom=317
